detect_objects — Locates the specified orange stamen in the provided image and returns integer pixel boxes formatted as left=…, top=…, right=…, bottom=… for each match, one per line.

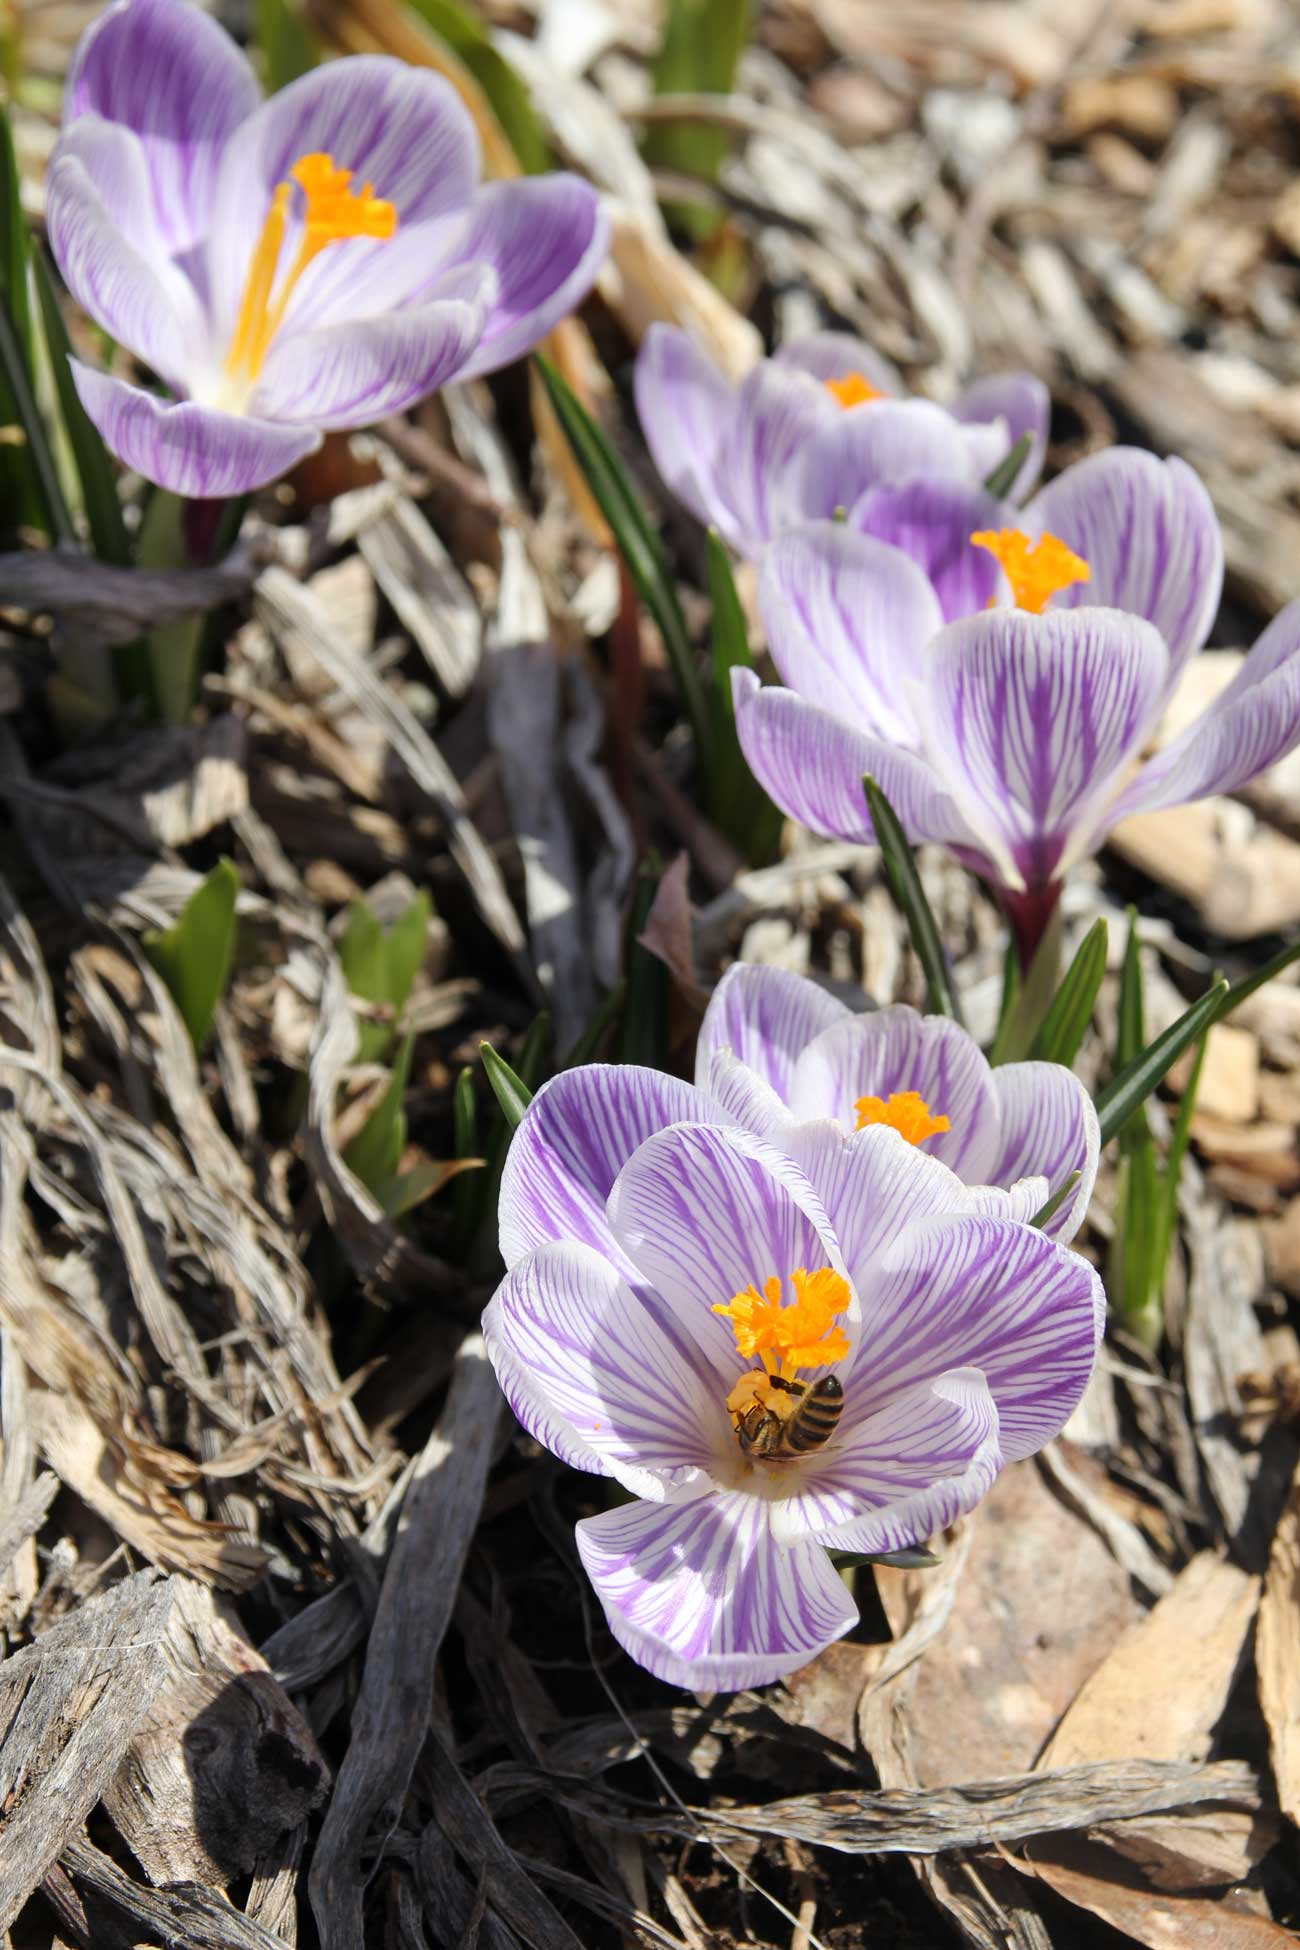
left=713, top=1266, right=850, bottom=1379
left=224, top=150, right=397, bottom=386
left=855, top=1090, right=951, bottom=1146
left=826, top=371, right=884, bottom=409
left=970, top=528, right=1091, bottom=614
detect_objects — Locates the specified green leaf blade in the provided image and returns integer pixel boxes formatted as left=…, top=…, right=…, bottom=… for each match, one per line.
left=863, top=775, right=963, bottom=1025
left=1094, top=977, right=1229, bottom=1149
left=141, top=859, right=240, bottom=1051
left=1028, top=917, right=1108, bottom=1068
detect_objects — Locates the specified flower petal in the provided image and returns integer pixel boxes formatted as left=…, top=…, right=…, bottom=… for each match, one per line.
left=850, top=478, right=1003, bottom=623
left=576, top=1491, right=858, bottom=1688
left=252, top=272, right=491, bottom=426
left=789, top=1006, right=1002, bottom=1182
left=68, top=362, right=320, bottom=495
left=952, top=373, right=1050, bottom=499
left=773, top=331, right=900, bottom=395
left=449, top=176, right=609, bottom=380
left=634, top=324, right=735, bottom=539
left=721, top=362, right=839, bottom=554
left=780, top=1121, right=976, bottom=1294
left=606, top=1122, right=844, bottom=1390
left=204, top=58, right=481, bottom=344
left=45, top=141, right=204, bottom=386
left=695, top=962, right=849, bottom=1099
left=497, top=1064, right=709, bottom=1269
left=989, top=1063, right=1100, bottom=1244
left=1025, top=449, right=1222, bottom=687
left=483, top=1242, right=727, bottom=1488
left=700, top=1050, right=795, bottom=1145
left=860, top=1215, right=1104, bottom=1460
left=920, top=607, right=1169, bottom=891
left=732, top=668, right=978, bottom=853
left=770, top=1368, right=1001, bottom=1547
left=64, top=0, right=259, bottom=252
left=1112, top=599, right=1300, bottom=821
left=794, top=399, right=977, bottom=524
left=758, top=521, right=941, bottom=743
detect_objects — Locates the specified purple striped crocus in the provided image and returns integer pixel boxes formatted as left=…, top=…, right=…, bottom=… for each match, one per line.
left=634, top=325, right=1049, bottom=558
left=45, top=0, right=608, bottom=495
left=485, top=1062, right=1103, bottom=1687
left=733, top=468, right=1300, bottom=959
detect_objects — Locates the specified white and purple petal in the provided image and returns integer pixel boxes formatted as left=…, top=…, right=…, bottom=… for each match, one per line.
left=772, top=1368, right=1001, bottom=1548
left=68, top=362, right=321, bottom=495
left=634, top=324, right=736, bottom=541
left=773, top=331, right=900, bottom=396
left=789, top=1006, right=1003, bottom=1181
left=780, top=1122, right=976, bottom=1296
left=794, top=399, right=977, bottom=524
left=1025, top=449, right=1223, bottom=688
left=695, top=961, right=849, bottom=1100
left=483, top=1241, right=726, bottom=1488
left=576, top=1492, right=858, bottom=1689
left=64, top=0, right=259, bottom=253
left=758, top=522, right=941, bottom=744
left=498, top=1064, right=709, bottom=1270
left=449, top=176, right=609, bottom=380
left=850, top=478, right=1004, bottom=624
left=722, top=362, right=839, bottom=553
left=859, top=1214, right=1104, bottom=1460
left=953, top=373, right=1050, bottom=499
left=989, top=1062, right=1099, bottom=1244
left=732, top=669, right=978, bottom=855
left=920, top=606, right=1169, bottom=892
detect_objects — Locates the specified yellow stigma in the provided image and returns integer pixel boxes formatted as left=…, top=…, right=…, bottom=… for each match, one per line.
left=713, top=1266, right=850, bottom=1379
left=970, top=528, right=1091, bottom=614
left=223, top=151, right=397, bottom=386
left=826, top=371, right=885, bottom=409
left=855, top=1090, right=951, bottom=1146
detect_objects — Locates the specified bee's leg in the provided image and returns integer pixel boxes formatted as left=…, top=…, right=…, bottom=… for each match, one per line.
left=766, top=1373, right=807, bottom=1396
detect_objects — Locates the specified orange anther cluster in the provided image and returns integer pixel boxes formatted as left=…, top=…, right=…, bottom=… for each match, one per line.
left=825, top=371, right=885, bottom=409
left=713, top=1267, right=850, bottom=1376
left=854, top=1090, right=951, bottom=1146
left=970, top=527, right=1091, bottom=614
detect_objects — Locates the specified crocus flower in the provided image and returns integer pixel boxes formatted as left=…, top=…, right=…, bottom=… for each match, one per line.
left=733, top=496, right=1300, bottom=958
left=485, top=1084, right=1103, bottom=1687
left=634, top=324, right=1049, bottom=558
left=45, top=0, right=608, bottom=495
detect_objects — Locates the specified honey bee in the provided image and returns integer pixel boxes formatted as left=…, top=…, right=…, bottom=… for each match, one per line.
left=726, top=1370, right=844, bottom=1462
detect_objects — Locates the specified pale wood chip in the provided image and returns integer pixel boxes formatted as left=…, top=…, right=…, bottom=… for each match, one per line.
left=1257, top=1455, right=1300, bottom=1825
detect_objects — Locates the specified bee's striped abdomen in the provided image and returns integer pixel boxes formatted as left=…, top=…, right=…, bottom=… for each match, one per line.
left=786, top=1375, right=844, bottom=1453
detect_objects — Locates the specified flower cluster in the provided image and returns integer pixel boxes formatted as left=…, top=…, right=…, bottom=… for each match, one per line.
left=47, top=0, right=608, bottom=494
left=485, top=966, right=1104, bottom=1686
left=637, top=329, right=1300, bottom=956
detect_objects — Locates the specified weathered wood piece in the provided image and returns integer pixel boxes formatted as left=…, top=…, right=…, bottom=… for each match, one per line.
left=58, top=1837, right=295, bottom=1950
left=308, top=1333, right=501, bottom=1950
left=0, top=1572, right=178, bottom=1931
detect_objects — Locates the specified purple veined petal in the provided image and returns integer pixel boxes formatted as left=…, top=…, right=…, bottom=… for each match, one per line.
left=449, top=176, right=609, bottom=380
left=770, top=1368, right=1000, bottom=1547
left=780, top=1121, right=976, bottom=1297
left=860, top=1214, right=1104, bottom=1460
left=773, top=331, right=901, bottom=396
left=483, top=1242, right=729, bottom=1490
left=64, top=0, right=259, bottom=254
left=758, top=521, right=941, bottom=744
left=45, top=145, right=206, bottom=389
left=919, top=607, right=1170, bottom=893
left=850, top=478, right=1004, bottom=624
left=250, top=269, right=492, bottom=427
left=700, top=1050, right=796, bottom=1146
left=203, top=58, right=481, bottom=346
left=695, top=962, right=849, bottom=1099
left=634, top=324, right=736, bottom=540
left=732, top=668, right=980, bottom=856
left=953, top=373, right=1051, bottom=500
left=721, top=361, right=840, bottom=554
left=956, top=416, right=1012, bottom=482
left=794, top=399, right=978, bottom=525
left=989, top=1063, right=1100, bottom=1245
left=1110, top=598, right=1300, bottom=824
left=789, top=1007, right=1003, bottom=1183
left=605, top=1121, right=847, bottom=1391
left=575, top=1490, right=858, bottom=1689
left=497, top=1064, right=710, bottom=1270
left=964, top=1179, right=1051, bottom=1225
left=68, top=362, right=321, bottom=496
left=1024, top=449, right=1223, bottom=690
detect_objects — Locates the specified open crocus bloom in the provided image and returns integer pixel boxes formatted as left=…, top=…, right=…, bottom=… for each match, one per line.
left=46, top=0, right=608, bottom=495
left=734, top=509, right=1300, bottom=955
left=633, top=325, right=1049, bottom=558
left=486, top=1101, right=1102, bottom=1687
